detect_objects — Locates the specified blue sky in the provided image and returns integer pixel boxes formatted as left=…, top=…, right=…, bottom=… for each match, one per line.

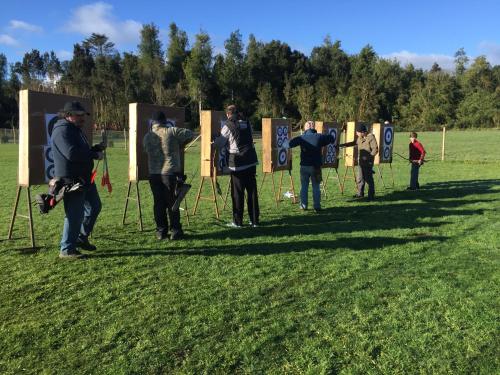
left=0, top=0, right=499, bottom=70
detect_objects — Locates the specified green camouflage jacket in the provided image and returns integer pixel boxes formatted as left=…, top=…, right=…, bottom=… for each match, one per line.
left=143, top=124, right=194, bottom=175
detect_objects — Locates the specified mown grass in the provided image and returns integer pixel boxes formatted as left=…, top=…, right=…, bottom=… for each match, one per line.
left=0, top=130, right=499, bottom=374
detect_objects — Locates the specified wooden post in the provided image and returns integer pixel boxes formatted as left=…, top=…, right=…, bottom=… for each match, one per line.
left=441, top=126, right=446, bottom=161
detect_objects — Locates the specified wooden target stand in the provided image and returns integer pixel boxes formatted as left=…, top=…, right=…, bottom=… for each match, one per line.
left=7, top=185, right=36, bottom=248
left=375, top=163, right=395, bottom=189
left=320, top=167, right=344, bottom=197
left=259, top=162, right=297, bottom=207
left=192, top=148, right=230, bottom=219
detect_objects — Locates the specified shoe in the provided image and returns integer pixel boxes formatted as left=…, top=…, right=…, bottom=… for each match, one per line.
left=76, top=237, right=97, bottom=251
left=353, top=194, right=363, bottom=199
left=249, top=221, right=259, bottom=228
left=299, top=204, right=307, bottom=210
left=156, top=231, right=168, bottom=240
left=226, top=222, right=242, bottom=228
left=314, top=207, right=322, bottom=213
left=406, top=187, right=417, bottom=191
left=170, top=230, right=184, bottom=240
left=59, top=249, right=86, bottom=259
left=367, top=196, right=375, bottom=202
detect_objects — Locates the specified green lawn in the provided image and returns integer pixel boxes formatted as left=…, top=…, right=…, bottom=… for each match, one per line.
left=0, top=130, right=499, bottom=374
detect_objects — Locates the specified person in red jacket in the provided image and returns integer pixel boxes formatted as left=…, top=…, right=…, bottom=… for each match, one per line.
left=408, top=132, right=426, bottom=190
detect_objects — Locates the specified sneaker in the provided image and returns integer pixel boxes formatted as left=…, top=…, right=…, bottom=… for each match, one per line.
left=76, top=237, right=97, bottom=251
left=249, top=221, right=259, bottom=228
left=156, top=231, right=168, bottom=240
left=314, top=207, right=322, bottom=213
left=406, top=187, right=417, bottom=191
left=59, top=249, right=86, bottom=259
left=299, top=204, right=307, bottom=210
left=170, top=230, right=184, bottom=240
left=226, top=222, right=242, bottom=228
left=353, top=194, right=364, bottom=199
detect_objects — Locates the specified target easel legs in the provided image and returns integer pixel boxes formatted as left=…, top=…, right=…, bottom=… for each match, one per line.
left=321, top=168, right=344, bottom=197
left=276, top=170, right=297, bottom=204
left=222, top=178, right=231, bottom=211
left=192, top=176, right=220, bottom=219
left=341, top=166, right=357, bottom=193
left=122, top=181, right=143, bottom=231
left=7, top=185, right=36, bottom=248
left=376, top=164, right=395, bottom=189
left=259, top=171, right=279, bottom=208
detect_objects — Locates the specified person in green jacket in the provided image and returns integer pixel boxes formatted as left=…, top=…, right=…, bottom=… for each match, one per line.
left=143, top=111, right=194, bottom=240
left=339, top=124, right=378, bottom=201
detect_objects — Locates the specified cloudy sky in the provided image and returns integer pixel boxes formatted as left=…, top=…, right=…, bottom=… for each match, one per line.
left=0, top=0, right=498, bottom=70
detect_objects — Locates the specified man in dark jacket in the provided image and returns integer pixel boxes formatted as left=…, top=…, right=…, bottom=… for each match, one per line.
left=51, top=101, right=104, bottom=259
left=287, top=121, right=336, bottom=212
left=214, top=105, right=259, bottom=227
left=339, top=124, right=378, bottom=201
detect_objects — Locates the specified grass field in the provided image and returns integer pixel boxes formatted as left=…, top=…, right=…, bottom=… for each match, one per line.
left=0, top=130, right=499, bottom=374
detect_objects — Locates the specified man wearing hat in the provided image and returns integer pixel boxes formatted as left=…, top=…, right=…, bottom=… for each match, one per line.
left=143, top=111, right=194, bottom=240
left=51, top=101, right=105, bottom=259
left=339, top=124, right=378, bottom=200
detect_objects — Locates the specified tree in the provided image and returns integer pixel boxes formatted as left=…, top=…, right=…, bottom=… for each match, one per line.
left=165, top=23, right=189, bottom=85
left=83, top=33, right=116, bottom=57
left=218, top=30, right=245, bottom=104
left=183, top=31, right=213, bottom=125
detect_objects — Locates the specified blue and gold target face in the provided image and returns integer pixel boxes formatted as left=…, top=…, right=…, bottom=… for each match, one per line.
left=276, top=125, right=289, bottom=167
left=384, top=126, right=393, bottom=146
left=382, top=126, right=394, bottom=161
left=44, top=113, right=58, bottom=182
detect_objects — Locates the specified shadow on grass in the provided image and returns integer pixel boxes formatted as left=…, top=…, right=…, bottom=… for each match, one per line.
left=92, top=234, right=447, bottom=257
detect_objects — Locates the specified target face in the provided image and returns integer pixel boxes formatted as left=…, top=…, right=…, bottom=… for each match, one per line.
left=384, top=127, right=393, bottom=146
left=45, top=164, right=54, bottom=180
left=329, top=128, right=337, bottom=144
left=218, top=147, right=229, bottom=171
left=45, top=114, right=58, bottom=142
left=277, top=127, right=283, bottom=137
left=383, top=146, right=391, bottom=160
left=277, top=137, right=283, bottom=147
left=45, top=147, right=54, bottom=163
left=277, top=148, right=287, bottom=166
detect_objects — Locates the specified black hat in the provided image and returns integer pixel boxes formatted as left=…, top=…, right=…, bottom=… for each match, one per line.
left=356, top=124, right=368, bottom=133
left=61, top=101, right=90, bottom=115
left=151, top=111, right=167, bottom=124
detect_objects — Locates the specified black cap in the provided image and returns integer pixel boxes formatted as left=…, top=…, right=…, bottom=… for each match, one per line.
left=151, top=111, right=167, bottom=124
left=356, top=124, right=368, bottom=133
left=61, top=101, right=89, bottom=115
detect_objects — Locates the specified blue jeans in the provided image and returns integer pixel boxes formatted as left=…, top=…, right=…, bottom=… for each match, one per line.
left=410, top=163, right=421, bottom=189
left=60, top=183, right=102, bottom=252
left=300, top=165, right=321, bottom=210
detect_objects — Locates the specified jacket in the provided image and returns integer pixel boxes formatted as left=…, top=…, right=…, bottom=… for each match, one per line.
left=342, top=133, right=378, bottom=166
left=289, top=129, right=336, bottom=167
left=51, top=118, right=98, bottom=183
left=214, top=116, right=258, bottom=172
left=143, top=124, right=194, bottom=175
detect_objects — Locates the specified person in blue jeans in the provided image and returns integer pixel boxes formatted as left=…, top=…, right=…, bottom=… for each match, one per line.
left=286, top=121, right=336, bottom=212
left=51, top=101, right=104, bottom=259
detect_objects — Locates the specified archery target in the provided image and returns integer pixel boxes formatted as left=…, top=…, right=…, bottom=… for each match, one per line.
left=276, top=125, right=289, bottom=149
left=382, top=146, right=391, bottom=160
left=329, top=128, right=337, bottom=144
left=384, top=127, right=393, bottom=146
left=277, top=148, right=287, bottom=166
left=43, top=113, right=57, bottom=182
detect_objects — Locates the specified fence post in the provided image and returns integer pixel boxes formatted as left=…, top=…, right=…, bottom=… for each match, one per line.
left=441, top=126, right=446, bottom=161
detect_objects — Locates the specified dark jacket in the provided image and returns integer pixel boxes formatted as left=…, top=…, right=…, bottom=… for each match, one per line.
left=214, top=116, right=258, bottom=172
left=51, top=118, right=98, bottom=183
left=342, top=133, right=378, bottom=166
left=289, top=129, right=335, bottom=167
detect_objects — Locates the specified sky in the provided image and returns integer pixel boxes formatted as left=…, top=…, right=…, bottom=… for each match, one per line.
left=0, top=0, right=499, bottom=70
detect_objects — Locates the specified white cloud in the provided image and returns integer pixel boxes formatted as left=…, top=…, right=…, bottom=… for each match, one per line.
left=57, top=50, right=73, bottom=61
left=65, top=2, right=142, bottom=46
left=382, top=50, right=455, bottom=71
left=0, top=34, right=18, bottom=46
left=9, top=20, right=43, bottom=33
left=478, top=41, right=500, bottom=65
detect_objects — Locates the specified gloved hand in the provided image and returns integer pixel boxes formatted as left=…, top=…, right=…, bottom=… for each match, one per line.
left=91, top=142, right=106, bottom=152
left=95, top=151, right=104, bottom=160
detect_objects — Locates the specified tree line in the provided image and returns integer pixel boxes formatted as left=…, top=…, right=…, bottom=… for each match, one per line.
left=0, top=23, right=499, bottom=131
